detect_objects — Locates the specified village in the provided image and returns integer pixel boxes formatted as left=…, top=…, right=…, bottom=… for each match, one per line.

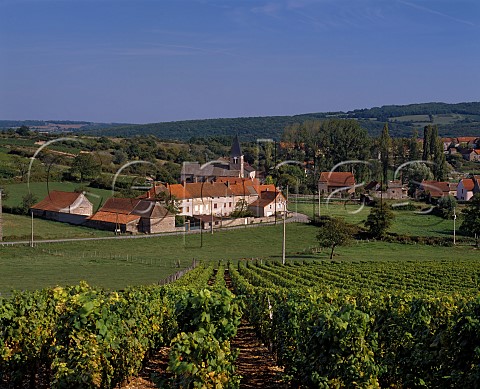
left=26, top=135, right=480, bottom=236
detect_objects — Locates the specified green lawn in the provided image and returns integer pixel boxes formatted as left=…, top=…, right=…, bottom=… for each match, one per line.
left=1, top=213, right=110, bottom=241
left=0, top=223, right=316, bottom=294
left=1, top=223, right=479, bottom=294
left=289, top=199, right=463, bottom=238
left=3, top=181, right=113, bottom=211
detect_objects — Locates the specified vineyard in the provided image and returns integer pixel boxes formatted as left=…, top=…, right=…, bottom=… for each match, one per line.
left=230, top=259, right=480, bottom=388
left=2, top=258, right=480, bottom=388
left=0, top=263, right=243, bottom=388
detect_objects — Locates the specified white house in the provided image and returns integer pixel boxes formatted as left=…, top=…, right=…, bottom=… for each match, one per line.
left=457, top=175, right=480, bottom=201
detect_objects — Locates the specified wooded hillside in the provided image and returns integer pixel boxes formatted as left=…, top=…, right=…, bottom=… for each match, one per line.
left=79, top=102, right=480, bottom=141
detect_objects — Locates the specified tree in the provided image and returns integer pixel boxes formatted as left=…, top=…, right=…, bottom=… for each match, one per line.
left=409, top=130, right=421, bottom=161
left=20, top=192, right=38, bottom=215
left=379, top=123, right=391, bottom=185
left=316, top=217, right=353, bottom=259
left=422, top=125, right=446, bottom=180
left=365, top=202, right=394, bottom=239
left=16, top=125, right=30, bottom=136
left=432, top=138, right=447, bottom=181
left=112, top=150, right=128, bottom=165
left=12, top=155, right=30, bottom=182
left=231, top=199, right=253, bottom=218
left=404, top=162, right=433, bottom=196
left=460, top=193, right=480, bottom=248
left=437, top=195, right=457, bottom=219
left=70, top=153, right=101, bottom=182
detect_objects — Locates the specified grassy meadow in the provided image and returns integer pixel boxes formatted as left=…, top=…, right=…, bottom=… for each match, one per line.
left=289, top=198, right=462, bottom=238
left=1, top=222, right=479, bottom=295
left=3, top=181, right=113, bottom=211
left=1, top=213, right=110, bottom=241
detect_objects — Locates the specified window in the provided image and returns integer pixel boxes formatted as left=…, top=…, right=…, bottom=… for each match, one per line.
left=229, top=202, right=232, bottom=207
left=186, top=207, right=190, bottom=212
left=214, top=203, right=217, bottom=209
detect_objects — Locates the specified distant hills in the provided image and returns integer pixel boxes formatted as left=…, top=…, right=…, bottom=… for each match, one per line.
left=0, top=120, right=130, bottom=133
left=3, top=102, right=480, bottom=141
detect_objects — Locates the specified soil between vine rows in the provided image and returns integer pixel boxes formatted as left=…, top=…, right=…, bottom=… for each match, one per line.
left=119, top=270, right=286, bottom=388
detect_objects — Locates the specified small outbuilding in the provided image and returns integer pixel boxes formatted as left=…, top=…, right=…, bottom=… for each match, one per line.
left=30, top=191, right=93, bottom=225
left=88, top=197, right=175, bottom=234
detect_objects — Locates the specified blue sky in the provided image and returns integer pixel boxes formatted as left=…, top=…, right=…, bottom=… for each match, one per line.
left=0, top=0, right=479, bottom=123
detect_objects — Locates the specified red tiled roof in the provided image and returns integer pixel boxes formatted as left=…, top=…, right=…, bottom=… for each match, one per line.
left=167, top=184, right=192, bottom=200
left=460, top=176, right=480, bottom=190
left=319, top=172, right=355, bottom=187
left=249, top=191, right=285, bottom=208
left=216, top=177, right=260, bottom=185
left=100, top=198, right=141, bottom=214
left=98, top=197, right=172, bottom=218
left=31, top=191, right=85, bottom=212
left=228, top=183, right=256, bottom=196
left=140, top=184, right=168, bottom=199
left=421, top=181, right=457, bottom=197
left=89, top=211, right=139, bottom=224
left=182, top=182, right=234, bottom=199
left=256, top=184, right=276, bottom=192
left=457, top=137, right=478, bottom=143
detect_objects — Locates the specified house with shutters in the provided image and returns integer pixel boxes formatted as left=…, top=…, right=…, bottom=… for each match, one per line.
left=30, top=191, right=93, bottom=225
left=142, top=181, right=236, bottom=217
left=141, top=178, right=282, bottom=219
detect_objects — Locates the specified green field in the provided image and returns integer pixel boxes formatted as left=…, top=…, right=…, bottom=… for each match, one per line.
left=1, top=213, right=110, bottom=241
left=289, top=199, right=462, bottom=238
left=1, top=223, right=478, bottom=294
left=3, top=181, right=113, bottom=211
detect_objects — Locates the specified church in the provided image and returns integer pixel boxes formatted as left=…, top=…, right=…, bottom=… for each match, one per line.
left=180, top=135, right=256, bottom=183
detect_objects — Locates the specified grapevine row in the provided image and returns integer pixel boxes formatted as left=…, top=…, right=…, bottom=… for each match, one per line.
left=0, top=262, right=243, bottom=388
left=230, top=261, right=480, bottom=388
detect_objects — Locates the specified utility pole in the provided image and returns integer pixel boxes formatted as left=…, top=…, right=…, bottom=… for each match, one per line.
left=453, top=207, right=457, bottom=245
left=0, top=189, right=3, bottom=242
left=318, top=192, right=321, bottom=217
left=30, top=210, right=34, bottom=248
left=282, top=209, right=286, bottom=265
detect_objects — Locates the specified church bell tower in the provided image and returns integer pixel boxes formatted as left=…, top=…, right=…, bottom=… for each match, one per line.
left=229, top=134, right=244, bottom=177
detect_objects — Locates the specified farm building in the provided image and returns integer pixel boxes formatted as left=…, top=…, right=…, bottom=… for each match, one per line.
left=416, top=180, right=458, bottom=202
left=30, top=191, right=93, bottom=225
left=88, top=198, right=175, bottom=234
left=365, top=180, right=408, bottom=200
left=318, top=172, right=356, bottom=197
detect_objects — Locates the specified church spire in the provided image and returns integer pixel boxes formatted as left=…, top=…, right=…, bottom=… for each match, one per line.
left=230, top=134, right=242, bottom=158
left=229, top=134, right=244, bottom=177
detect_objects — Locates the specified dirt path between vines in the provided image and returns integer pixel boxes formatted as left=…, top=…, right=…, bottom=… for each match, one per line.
left=225, top=270, right=288, bottom=388
left=120, top=269, right=286, bottom=388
